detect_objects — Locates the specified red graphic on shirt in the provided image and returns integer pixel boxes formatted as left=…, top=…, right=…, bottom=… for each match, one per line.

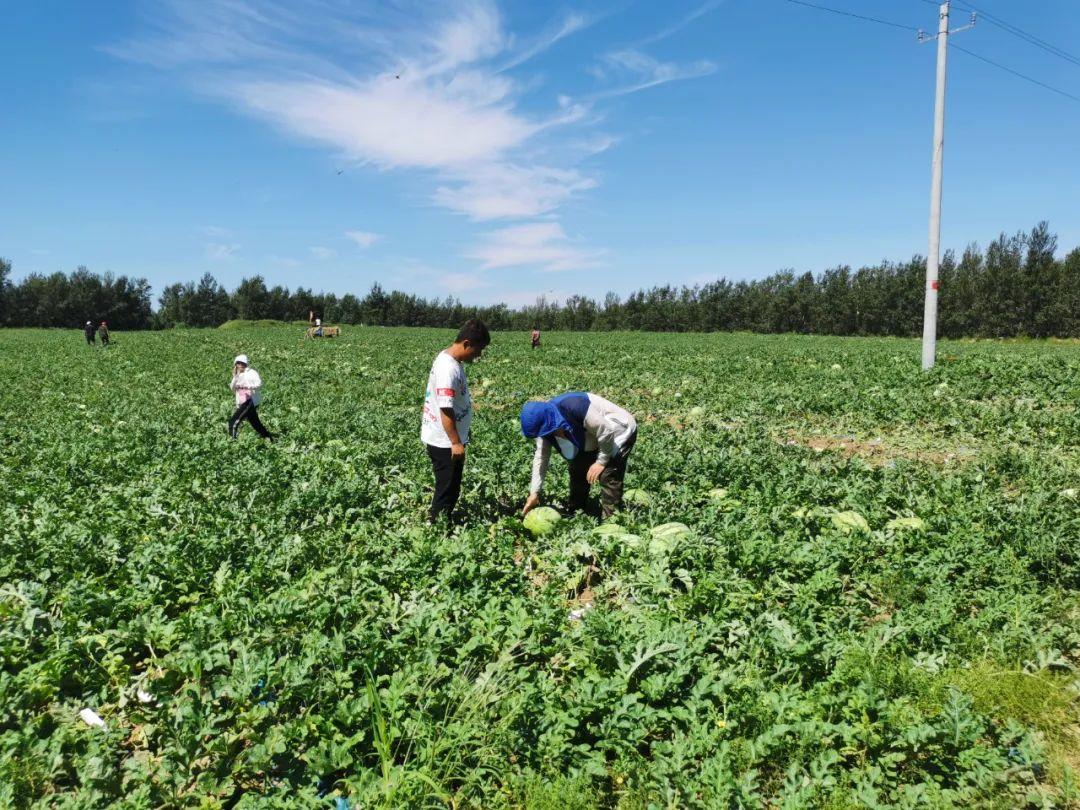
left=436, top=388, right=455, bottom=396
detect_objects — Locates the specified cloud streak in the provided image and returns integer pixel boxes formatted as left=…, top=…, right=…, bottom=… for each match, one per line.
left=467, top=222, right=605, bottom=272
left=590, top=49, right=717, bottom=99
left=345, top=230, right=380, bottom=249
left=639, top=0, right=723, bottom=45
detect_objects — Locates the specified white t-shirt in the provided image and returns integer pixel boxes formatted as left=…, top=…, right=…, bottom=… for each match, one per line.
left=420, top=350, right=472, bottom=447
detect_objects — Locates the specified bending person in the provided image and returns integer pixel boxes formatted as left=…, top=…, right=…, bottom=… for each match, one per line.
left=520, top=392, right=637, bottom=520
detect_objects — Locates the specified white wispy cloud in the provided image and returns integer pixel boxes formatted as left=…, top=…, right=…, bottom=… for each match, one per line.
left=267, top=254, right=300, bottom=268
left=345, top=230, right=381, bottom=249
left=434, top=163, right=596, bottom=220
left=202, top=225, right=231, bottom=237
left=309, top=246, right=337, bottom=260
left=467, top=222, right=605, bottom=272
left=205, top=243, right=240, bottom=261
left=497, top=12, right=591, bottom=71
left=439, top=272, right=489, bottom=293
left=111, top=1, right=715, bottom=272
left=592, top=49, right=717, bottom=98
left=640, top=0, right=724, bottom=45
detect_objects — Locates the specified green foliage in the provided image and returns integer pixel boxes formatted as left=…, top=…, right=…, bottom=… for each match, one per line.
left=6, top=221, right=1080, bottom=336
left=0, top=327, right=1077, bottom=807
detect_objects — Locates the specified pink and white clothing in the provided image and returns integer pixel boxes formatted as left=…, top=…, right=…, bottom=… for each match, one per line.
left=230, top=367, right=263, bottom=406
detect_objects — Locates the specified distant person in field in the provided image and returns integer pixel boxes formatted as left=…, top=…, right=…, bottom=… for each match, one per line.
left=228, top=354, right=274, bottom=441
left=420, top=318, right=490, bottom=524
left=314, top=317, right=322, bottom=337
left=531, top=328, right=541, bottom=350
left=98, top=321, right=110, bottom=347
left=84, top=321, right=96, bottom=345
left=520, top=392, right=637, bottom=520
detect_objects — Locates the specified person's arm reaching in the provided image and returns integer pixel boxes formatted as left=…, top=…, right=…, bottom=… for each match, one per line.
left=523, top=438, right=551, bottom=514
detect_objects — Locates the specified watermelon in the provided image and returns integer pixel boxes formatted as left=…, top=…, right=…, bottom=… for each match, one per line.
left=650, top=522, right=692, bottom=540
left=523, top=506, right=562, bottom=536
left=647, top=522, right=691, bottom=555
left=623, top=489, right=653, bottom=507
left=831, top=511, right=870, bottom=534
left=885, top=516, right=927, bottom=532
left=593, top=523, right=630, bottom=538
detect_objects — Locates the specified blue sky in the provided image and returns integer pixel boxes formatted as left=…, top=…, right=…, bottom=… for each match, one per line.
left=2, top=0, right=1078, bottom=307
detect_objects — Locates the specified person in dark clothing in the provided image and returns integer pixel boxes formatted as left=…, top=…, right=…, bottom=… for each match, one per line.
left=229, top=397, right=273, bottom=440
left=84, top=321, right=96, bottom=345
left=98, top=321, right=110, bottom=347
left=228, top=354, right=274, bottom=441
left=420, top=319, right=490, bottom=524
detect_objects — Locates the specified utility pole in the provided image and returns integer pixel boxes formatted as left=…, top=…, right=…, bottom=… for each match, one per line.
left=919, top=3, right=975, bottom=370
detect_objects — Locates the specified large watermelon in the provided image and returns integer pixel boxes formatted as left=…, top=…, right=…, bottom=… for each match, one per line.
left=523, top=506, right=562, bottom=536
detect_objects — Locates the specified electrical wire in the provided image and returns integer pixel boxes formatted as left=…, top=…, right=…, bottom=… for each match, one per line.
left=950, top=42, right=1080, bottom=104
left=915, top=0, right=1080, bottom=69
left=779, top=0, right=919, bottom=32
left=951, top=1, right=1080, bottom=69
left=785, top=0, right=1080, bottom=104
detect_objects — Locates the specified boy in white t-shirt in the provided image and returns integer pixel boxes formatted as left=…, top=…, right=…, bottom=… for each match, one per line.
left=420, top=319, right=490, bottom=524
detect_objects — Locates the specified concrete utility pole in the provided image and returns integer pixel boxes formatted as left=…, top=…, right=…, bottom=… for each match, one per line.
left=919, top=2, right=975, bottom=370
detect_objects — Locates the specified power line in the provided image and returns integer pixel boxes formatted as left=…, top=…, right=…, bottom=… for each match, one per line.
left=916, top=0, right=1080, bottom=69
left=950, top=42, right=1080, bottom=104
left=950, top=1, right=1080, bottom=69
left=779, top=0, right=919, bottom=32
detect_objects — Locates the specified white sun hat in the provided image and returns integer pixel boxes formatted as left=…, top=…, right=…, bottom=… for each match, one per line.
left=234, top=354, right=249, bottom=365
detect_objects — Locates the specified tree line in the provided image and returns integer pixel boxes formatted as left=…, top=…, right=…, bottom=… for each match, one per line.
left=1, top=222, right=1077, bottom=337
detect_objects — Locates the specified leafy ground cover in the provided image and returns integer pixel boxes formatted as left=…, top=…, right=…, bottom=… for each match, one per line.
left=1, top=326, right=1078, bottom=808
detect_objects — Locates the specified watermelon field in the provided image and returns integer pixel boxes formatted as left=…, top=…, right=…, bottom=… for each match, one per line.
left=1, top=325, right=1078, bottom=808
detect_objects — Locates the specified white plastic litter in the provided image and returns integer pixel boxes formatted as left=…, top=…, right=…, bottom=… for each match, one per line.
left=568, top=605, right=593, bottom=622
left=137, top=689, right=154, bottom=704
left=79, top=708, right=106, bottom=728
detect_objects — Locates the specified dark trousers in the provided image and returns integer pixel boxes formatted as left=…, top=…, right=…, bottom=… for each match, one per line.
left=229, top=400, right=272, bottom=440
left=426, top=444, right=465, bottom=524
left=567, top=431, right=637, bottom=519
left=85, top=334, right=95, bottom=345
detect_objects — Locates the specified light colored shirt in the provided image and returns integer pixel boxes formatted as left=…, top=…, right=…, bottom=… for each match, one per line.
left=421, top=350, right=472, bottom=448
left=230, top=368, right=263, bottom=406
left=529, top=393, right=636, bottom=494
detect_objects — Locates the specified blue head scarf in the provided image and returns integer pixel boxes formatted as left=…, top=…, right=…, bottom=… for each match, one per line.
left=520, top=393, right=589, bottom=452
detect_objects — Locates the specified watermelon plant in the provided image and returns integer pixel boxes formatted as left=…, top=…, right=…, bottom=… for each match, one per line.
left=0, top=326, right=1077, bottom=807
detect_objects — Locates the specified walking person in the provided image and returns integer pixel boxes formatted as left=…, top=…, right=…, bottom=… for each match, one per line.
left=83, top=321, right=96, bottom=346
left=228, top=354, right=273, bottom=441
left=420, top=319, right=490, bottom=524
left=530, top=328, right=541, bottom=350
left=98, top=321, right=110, bottom=347
left=520, top=392, right=637, bottom=520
